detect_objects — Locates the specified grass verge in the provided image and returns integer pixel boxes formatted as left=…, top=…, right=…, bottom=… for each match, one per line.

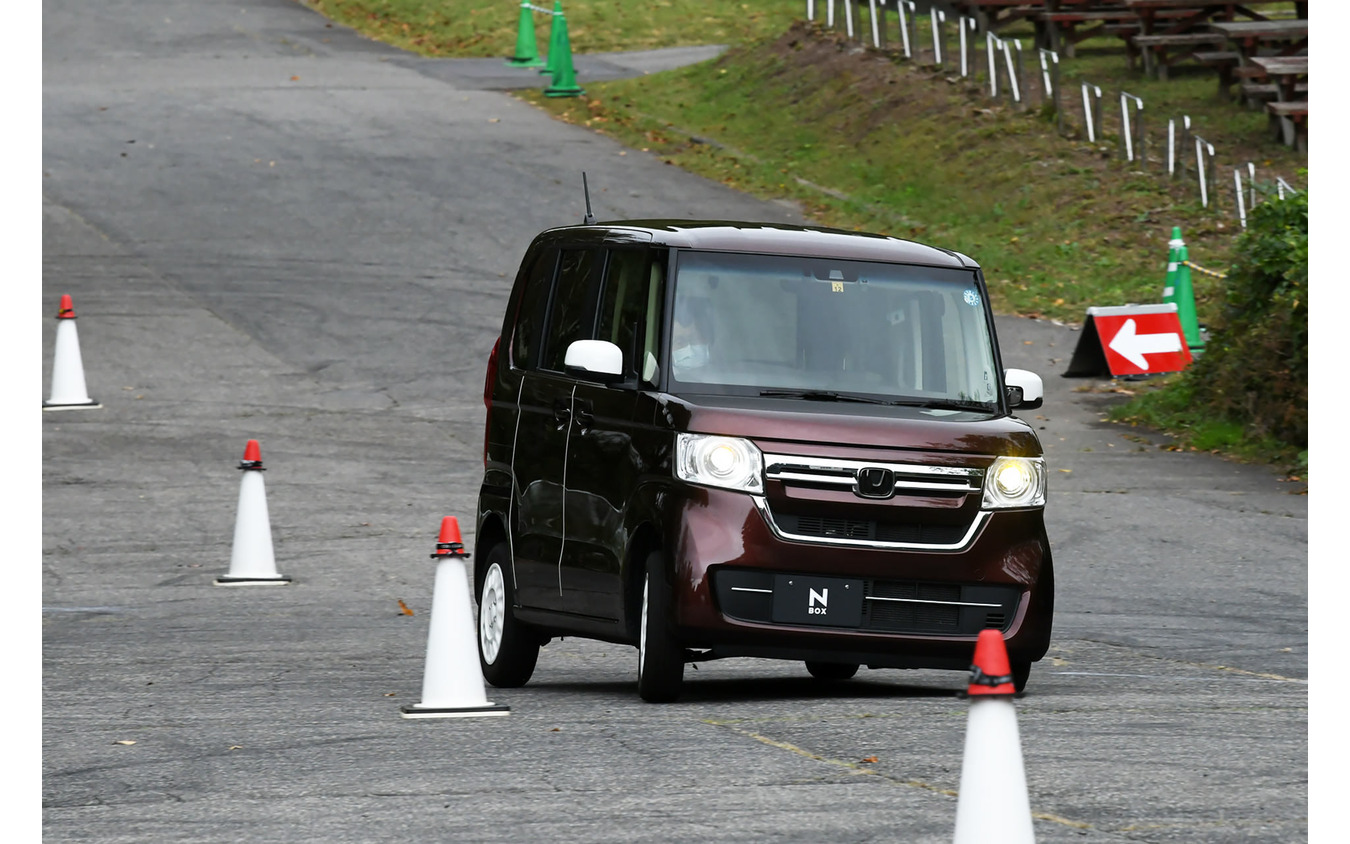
left=298, top=1, right=1309, bottom=472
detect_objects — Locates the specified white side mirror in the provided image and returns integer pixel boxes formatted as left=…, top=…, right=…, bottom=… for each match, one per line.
left=565, top=340, right=624, bottom=380
left=1004, top=368, right=1043, bottom=410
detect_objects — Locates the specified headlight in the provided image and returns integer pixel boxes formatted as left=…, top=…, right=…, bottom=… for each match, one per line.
left=675, top=434, right=764, bottom=494
left=982, top=456, right=1046, bottom=509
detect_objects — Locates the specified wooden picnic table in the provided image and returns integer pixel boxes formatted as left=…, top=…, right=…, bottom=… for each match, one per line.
left=948, top=1, right=1046, bottom=35
left=1210, top=18, right=1308, bottom=99
left=1037, top=1, right=1139, bottom=58
left=1210, top=18, right=1308, bottom=58
left=1249, top=55, right=1307, bottom=150
left=1123, top=0, right=1306, bottom=78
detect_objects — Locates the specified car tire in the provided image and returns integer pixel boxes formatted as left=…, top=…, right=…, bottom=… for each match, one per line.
left=477, top=544, right=539, bottom=688
left=1012, top=660, right=1031, bottom=694
left=638, top=551, right=684, bottom=703
left=804, top=661, right=859, bottom=681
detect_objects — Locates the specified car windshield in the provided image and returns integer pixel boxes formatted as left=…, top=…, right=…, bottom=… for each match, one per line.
left=667, top=250, right=1000, bottom=408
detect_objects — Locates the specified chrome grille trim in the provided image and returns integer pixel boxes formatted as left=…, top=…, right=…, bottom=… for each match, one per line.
left=763, top=453, right=983, bottom=496
left=751, top=496, right=989, bottom=551
left=864, top=596, right=1002, bottom=608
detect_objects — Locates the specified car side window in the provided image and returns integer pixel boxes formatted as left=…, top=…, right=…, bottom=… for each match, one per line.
left=510, top=246, right=557, bottom=371
left=540, top=247, right=601, bottom=373
left=642, top=257, right=666, bottom=384
left=596, top=248, right=658, bottom=380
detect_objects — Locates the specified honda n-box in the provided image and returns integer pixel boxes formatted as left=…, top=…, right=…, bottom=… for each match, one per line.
left=475, top=220, right=1052, bottom=702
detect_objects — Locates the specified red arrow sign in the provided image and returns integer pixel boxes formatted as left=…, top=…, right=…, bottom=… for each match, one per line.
left=1089, top=305, right=1193, bottom=376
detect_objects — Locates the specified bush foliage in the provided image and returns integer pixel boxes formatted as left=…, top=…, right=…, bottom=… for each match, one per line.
left=1186, top=184, right=1308, bottom=448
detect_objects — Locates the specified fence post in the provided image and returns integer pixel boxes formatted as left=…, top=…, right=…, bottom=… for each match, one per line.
left=869, top=0, right=883, bottom=49
left=1247, top=162, right=1257, bottom=210
left=1081, top=83, right=1102, bottom=142
left=1234, top=169, right=1248, bottom=228
left=903, top=1, right=918, bottom=60
left=987, top=33, right=1002, bottom=97
left=828, top=0, right=835, bottom=29
left=931, top=8, right=946, bottom=67
left=1194, top=135, right=1215, bottom=208
left=1004, top=39, right=1023, bottom=107
left=1039, top=49, right=1062, bottom=134
left=959, top=16, right=976, bottom=77
left=1120, top=92, right=1143, bottom=164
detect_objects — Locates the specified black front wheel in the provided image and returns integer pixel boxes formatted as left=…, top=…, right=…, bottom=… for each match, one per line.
left=1012, top=660, right=1032, bottom=694
left=477, top=543, right=539, bottom=688
left=638, top=551, right=684, bottom=703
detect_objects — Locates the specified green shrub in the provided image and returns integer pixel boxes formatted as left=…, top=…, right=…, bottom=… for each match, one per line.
left=1188, top=183, right=1308, bottom=448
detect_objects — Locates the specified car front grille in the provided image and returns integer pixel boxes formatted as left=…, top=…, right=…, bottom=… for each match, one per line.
left=714, top=569, right=1019, bottom=635
left=757, top=453, right=987, bottom=551
left=774, top=513, right=971, bottom=546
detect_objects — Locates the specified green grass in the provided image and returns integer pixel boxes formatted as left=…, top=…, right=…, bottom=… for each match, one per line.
left=301, top=0, right=1309, bottom=468
left=1105, top=374, right=1307, bottom=477
left=298, top=0, right=800, bottom=56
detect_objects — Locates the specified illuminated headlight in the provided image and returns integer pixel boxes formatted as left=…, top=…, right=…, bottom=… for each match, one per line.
left=675, top=434, right=764, bottom=494
left=982, top=456, right=1046, bottom=509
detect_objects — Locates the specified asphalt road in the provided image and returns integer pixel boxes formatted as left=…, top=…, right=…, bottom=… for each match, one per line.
left=41, top=0, right=1310, bottom=841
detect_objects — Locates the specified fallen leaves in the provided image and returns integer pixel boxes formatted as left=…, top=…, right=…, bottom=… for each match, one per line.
left=397, top=599, right=414, bottom=616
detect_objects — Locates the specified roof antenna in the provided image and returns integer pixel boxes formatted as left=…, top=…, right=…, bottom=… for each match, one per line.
left=582, top=172, right=596, bottom=225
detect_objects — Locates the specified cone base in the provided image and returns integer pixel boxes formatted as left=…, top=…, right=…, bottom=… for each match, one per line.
left=43, top=399, right=101, bottom=411
left=544, top=86, right=584, bottom=98
left=214, top=575, right=292, bottom=586
left=400, top=702, right=510, bottom=719
left=506, top=56, right=546, bottom=68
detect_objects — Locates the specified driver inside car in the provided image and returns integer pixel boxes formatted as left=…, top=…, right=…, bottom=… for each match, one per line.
left=671, top=297, right=713, bottom=375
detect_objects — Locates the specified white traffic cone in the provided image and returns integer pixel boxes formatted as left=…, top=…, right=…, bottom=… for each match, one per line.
left=44, top=294, right=100, bottom=410
left=953, top=629, right=1035, bottom=844
left=215, top=440, right=291, bottom=585
left=401, top=517, right=509, bottom=718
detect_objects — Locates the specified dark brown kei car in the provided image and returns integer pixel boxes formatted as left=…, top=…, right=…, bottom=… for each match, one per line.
left=475, top=220, right=1053, bottom=702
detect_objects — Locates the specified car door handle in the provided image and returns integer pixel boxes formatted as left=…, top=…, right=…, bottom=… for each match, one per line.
left=573, top=400, right=594, bottom=432
left=553, top=399, right=571, bottom=429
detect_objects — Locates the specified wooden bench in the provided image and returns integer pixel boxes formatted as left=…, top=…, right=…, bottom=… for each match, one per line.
left=1131, top=32, right=1227, bottom=78
left=1266, top=100, right=1307, bottom=151
left=1192, top=49, right=1239, bottom=93
left=1037, top=9, right=1138, bottom=57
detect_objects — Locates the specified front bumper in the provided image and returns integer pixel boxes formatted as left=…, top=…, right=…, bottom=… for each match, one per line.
left=664, top=487, right=1053, bottom=669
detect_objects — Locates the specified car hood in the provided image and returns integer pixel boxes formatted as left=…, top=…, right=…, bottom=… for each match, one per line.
left=661, top=392, right=1041, bottom=458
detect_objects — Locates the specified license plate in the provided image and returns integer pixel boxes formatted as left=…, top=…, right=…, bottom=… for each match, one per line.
left=771, top=575, right=864, bottom=627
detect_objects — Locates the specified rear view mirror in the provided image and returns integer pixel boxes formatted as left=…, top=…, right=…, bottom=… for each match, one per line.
left=1004, top=368, right=1044, bottom=410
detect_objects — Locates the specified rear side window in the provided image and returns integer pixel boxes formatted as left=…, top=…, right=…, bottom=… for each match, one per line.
left=596, top=248, right=660, bottom=379
left=510, top=247, right=557, bottom=370
left=540, top=248, right=601, bottom=372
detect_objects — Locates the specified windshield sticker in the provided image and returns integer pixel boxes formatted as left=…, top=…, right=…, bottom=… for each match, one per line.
left=963, top=289, right=981, bottom=307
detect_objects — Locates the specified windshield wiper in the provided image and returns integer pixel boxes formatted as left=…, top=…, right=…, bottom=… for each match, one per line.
left=892, top=398, right=995, bottom=412
left=758, top=389, right=891, bottom=405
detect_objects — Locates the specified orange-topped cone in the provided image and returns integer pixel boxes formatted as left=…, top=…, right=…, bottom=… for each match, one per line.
left=402, top=517, right=509, bottom=718
left=216, top=439, right=291, bottom=585
left=432, top=516, right=466, bottom=557
left=953, top=630, right=1034, bottom=843
left=967, top=627, right=1018, bottom=696
left=45, top=294, right=101, bottom=410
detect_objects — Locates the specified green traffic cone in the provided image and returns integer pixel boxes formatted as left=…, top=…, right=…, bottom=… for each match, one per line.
left=1172, top=242, right=1204, bottom=351
left=544, top=11, right=584, bottom=98
left=506, top=0, right=546, bottom=68
left=541, top=2, right=563, bottom=76
left=1161, top=225, right=1183, bottom=307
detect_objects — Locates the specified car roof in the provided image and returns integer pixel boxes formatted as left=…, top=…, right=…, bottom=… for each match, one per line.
left=535, top=220, right=980, bottom=270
